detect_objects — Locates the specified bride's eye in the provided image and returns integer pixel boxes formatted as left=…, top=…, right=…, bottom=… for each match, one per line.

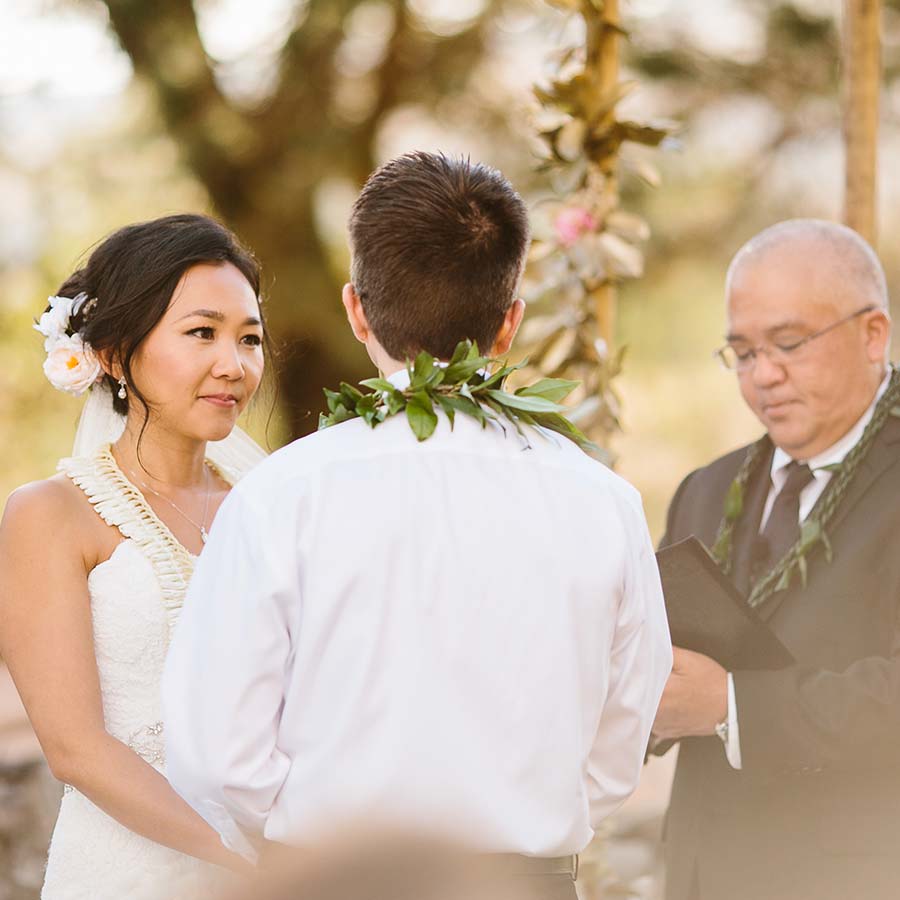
left=241, top=334, right=262, bottom=347
left=186, top=326, right=215, bottom=340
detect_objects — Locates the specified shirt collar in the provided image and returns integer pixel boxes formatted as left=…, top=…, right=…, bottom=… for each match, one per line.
left=771, top=368, right=891, bottom=479
left=386, top=368, right=411, bottom=390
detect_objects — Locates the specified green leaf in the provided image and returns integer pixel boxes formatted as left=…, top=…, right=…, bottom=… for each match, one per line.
left=359, top=377, right=396, bottom=392
left=485, top=389, right=567, bottom=414
left=799, top=518, right=822, bottom=553
left=820, top=529, right=834, bottom=564
left=406, top=392, right=438, bottom=441
left=385, top=392, right=406, bottom=415
left=472, top=361, right=525, bottom=392
left=797, top=555, right=808, bottom=588
left=891, top=405, right=900, bottom=418
left=724, top=478, right=744, bottom=521
left=441, top=393, right=488, bottom=427
left=339, top=382, right=364, bottom=403
left=449, top=340, right=473, bottom=366
left=516, top=378, right=579, bottom=403
left=410, top=352, right=444, bottom=390
left=443, top=358, right=487, bottom=383
left=820, top=462, right=843, bottom=473
left=323, top=387, right=342, bottom=414
left=436, top=395, right=456, bottom=428
left=530, top=412, right=600, bottom=454
left=775, top=570, right=792, bottom=592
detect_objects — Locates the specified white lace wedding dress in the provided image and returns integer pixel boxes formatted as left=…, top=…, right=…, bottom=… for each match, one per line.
left=41, top=443, right=250, bottom=899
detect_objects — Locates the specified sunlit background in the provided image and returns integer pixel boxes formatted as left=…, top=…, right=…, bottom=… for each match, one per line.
left=3, top=0, right=900, bottom=896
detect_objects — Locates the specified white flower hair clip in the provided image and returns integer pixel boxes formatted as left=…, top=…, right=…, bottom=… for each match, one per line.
left=35, top=292, right=104, bottom=395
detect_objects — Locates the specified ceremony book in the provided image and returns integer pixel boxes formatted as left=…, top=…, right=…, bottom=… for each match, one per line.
left=656, top=536, right=794, bottom=671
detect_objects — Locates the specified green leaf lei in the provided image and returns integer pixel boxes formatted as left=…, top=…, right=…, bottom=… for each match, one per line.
left=711, top=366, right=900, bottom=608
left=318, top=340, right=598, bottom=454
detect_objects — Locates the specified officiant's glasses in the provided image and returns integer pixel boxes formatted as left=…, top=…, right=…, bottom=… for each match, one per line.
left=715, top=305, right=876, bottom=371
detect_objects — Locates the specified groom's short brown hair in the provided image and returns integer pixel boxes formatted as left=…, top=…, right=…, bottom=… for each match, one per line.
left=348, top=152, right=530, bottom=361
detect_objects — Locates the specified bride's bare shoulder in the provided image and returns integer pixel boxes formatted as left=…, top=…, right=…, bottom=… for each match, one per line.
left=1, top=474, right=98, bottom=547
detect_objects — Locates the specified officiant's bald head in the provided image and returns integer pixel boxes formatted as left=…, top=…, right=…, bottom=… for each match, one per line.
left=723, top=219, right=892, bottom=460
left=726, top=219, right=888, bottom=316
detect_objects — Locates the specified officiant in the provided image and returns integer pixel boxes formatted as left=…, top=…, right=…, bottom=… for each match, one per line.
left=651, top=219, right=900, bottom=900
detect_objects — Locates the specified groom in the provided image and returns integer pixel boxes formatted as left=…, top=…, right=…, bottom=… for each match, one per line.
left=163, top=152, right=671, bottom=895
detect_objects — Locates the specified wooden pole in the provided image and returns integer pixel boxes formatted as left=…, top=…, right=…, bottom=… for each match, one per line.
left=585, top=0, right=620, bottom=349
left=842, top=0, right=881, bottom=244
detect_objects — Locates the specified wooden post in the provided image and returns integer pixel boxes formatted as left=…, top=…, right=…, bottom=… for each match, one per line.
left=585, top=0, right=620, bottom=349
left=842, top=0, right=881, bottom=244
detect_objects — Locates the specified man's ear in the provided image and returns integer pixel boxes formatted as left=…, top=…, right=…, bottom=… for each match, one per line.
left=863, top=308, right=892, bottom=364
left=342, top=283, right=370, bottom=345
left=490, top=299, right=526, bottom=357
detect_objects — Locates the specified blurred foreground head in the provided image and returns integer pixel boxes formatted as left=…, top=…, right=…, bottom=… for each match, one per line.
left=344, top=152, right=530, bottom=367
left=222, top=832, right=561, bottom=900
left=723, top=218, right=891, bottom=459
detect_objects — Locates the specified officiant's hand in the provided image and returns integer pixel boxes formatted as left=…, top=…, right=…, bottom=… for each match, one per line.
left=651, top=647, right=728, bottom=740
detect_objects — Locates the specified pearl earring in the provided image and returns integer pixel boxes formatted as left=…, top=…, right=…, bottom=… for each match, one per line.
left=117, top=378, right=127, bottom=400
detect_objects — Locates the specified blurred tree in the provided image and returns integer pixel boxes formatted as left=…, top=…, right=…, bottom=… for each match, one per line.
left=94, top=0, right=523, bottom=437
left=842, top=0, right=881, bottom=242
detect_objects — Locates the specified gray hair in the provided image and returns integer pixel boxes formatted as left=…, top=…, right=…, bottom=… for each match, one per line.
left=725, top=218, right=889, bottom=311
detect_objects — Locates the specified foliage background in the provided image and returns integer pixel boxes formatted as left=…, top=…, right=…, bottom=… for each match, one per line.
left=4, top=0, right=900, bottom=895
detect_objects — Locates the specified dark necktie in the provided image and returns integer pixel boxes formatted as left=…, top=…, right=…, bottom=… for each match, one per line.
left=755, top=460, right=815, bottom=577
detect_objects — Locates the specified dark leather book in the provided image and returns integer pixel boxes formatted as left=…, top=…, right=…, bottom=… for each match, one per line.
left=656, top=536, right=794, bottom=671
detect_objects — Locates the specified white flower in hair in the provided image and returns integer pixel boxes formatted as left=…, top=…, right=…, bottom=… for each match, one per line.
left=42, top=333, right=103, bottom=395
left=34, top=294, right=78, bottom=351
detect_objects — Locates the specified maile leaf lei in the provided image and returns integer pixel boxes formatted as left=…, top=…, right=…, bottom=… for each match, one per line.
left=711, top=366, right=900, bottom=608
left=318, top=340, right=598, bottom=454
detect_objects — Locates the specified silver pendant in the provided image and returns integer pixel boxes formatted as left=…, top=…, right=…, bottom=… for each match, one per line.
left=200, top=527, right=208, bottom=544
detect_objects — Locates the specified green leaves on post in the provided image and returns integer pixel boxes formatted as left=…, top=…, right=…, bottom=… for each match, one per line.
left=319, top=340, right=597, bottom=453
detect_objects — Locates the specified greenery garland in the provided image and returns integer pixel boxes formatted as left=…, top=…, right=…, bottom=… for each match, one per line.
left=711, top=366, right=900, bottom=608
left=319, top=340, right=598, bottom=454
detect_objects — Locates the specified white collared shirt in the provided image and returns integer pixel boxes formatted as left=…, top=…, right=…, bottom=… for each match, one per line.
left=724, top=369, right=890, bottom=769
left=163, top=369, right=672, bottom=860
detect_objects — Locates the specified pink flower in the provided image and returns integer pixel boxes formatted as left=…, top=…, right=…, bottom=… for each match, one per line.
left=554, top=207, right=598, bottom=247
left=43, top=334, right=103, bottom=395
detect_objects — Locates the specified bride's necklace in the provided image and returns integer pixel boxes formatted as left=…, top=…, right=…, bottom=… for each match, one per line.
left=122, top=460, right=213, bottom=544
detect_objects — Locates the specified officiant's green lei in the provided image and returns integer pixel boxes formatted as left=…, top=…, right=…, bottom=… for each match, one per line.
left=318, top=340, right=598, bottom=453
left=711, top=366, right=900, bottom=608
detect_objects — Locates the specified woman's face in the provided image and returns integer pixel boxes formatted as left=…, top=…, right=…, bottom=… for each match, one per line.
left=128, top=262, right=265, bottom=442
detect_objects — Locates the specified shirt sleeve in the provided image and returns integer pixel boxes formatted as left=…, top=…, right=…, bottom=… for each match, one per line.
left=586, top=499, right=673, bottom=826
left=724, top=672, right=743, bottom=769
left=162, top=483, right=300, bottom=861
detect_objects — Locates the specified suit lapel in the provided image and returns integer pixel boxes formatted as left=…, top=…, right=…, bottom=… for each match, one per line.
left=731, top=441, right=774, bottom=599
left=755, top=414, right=900, bottom=621
left=820, top=414, right=900, bottom=536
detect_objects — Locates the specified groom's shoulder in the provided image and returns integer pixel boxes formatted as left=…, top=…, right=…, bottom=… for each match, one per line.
left=229, top=417, right=406, bottom=493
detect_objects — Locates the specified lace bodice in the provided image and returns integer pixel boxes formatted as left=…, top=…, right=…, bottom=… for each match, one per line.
left=57, top=445, right=236, bottom=768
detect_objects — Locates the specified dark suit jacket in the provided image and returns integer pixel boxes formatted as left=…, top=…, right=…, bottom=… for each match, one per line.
left=659, top=417, right=900, bottom=900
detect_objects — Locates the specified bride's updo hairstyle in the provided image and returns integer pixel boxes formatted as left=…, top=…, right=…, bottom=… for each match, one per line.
left=52, top=213, right=263, bottom=418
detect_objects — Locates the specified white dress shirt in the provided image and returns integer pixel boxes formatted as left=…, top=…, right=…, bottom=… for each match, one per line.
left=163, top=369, right=672, bottom=860
left=724, top=370, right=890, bottom=769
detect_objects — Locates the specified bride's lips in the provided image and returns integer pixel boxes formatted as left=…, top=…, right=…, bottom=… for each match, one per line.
left=200, top=393, right=239, bottom=408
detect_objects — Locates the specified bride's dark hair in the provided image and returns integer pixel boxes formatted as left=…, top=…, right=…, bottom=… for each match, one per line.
left=52, top=213, right=263, bottom=418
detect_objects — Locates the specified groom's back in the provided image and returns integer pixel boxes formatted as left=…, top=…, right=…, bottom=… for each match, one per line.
left=236, top=411, right=669, bottom=854
left=165, top=153, right=669, bottom=864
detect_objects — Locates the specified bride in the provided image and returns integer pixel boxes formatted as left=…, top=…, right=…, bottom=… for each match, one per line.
left=0, top=213, right=269, bottom=898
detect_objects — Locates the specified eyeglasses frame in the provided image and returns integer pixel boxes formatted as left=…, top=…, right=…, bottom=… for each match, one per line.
left=714, top=304, right=878, bottom=371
